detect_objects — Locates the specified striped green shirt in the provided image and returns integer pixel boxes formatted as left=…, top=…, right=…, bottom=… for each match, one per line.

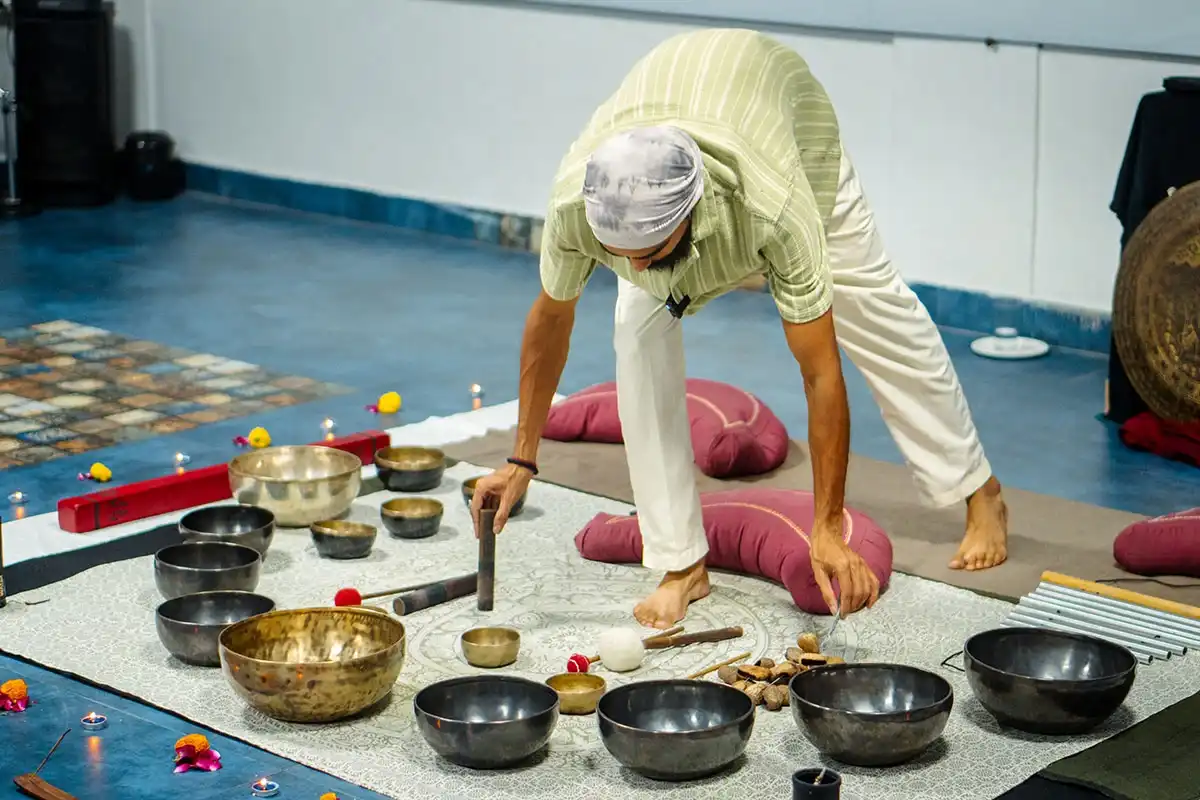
left=540, top=29, right=842, bottom=324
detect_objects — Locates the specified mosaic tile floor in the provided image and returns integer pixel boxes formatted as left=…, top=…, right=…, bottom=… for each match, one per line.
left=0, top=320, right=349, bottom=470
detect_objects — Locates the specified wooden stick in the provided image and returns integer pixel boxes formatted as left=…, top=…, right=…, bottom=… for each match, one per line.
left=646, top=626, right=744, bottom=650
left=477, top=507, right=496, bottom=611
left=359, top=581, right=436, bottom=601
left=584, top=626, right=684, bottom=664
left=1041, top=571, right=1200, bottom=621
left=392, top=573, right=478, bottom=615
left=14, top=774, right=76, bottom=800
left=686, top=650, right=753, bottom=680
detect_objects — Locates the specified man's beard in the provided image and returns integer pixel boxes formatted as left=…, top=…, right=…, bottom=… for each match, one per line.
left=646, top=225, right=694, bottom=270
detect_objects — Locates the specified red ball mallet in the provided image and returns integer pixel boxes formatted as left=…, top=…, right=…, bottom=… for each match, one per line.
left=334, top=581, right=434, bottom=607
left=565, top=626, right=684, bottom=673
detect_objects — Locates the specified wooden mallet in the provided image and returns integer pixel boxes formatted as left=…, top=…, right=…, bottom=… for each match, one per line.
left=477, top=505, right=497, bottom=611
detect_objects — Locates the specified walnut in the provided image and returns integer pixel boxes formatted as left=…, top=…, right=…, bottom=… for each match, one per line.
left=737, top=665, right=772, bottom=681
left=796, top=633, right=820, bottom=653
left=717, top=665, right=739, bottom=685
left=769, top=662, right=798, bottom=681
left=785, top=647, right=805, bottom=664
left=745, top=683, right=767, bottom=705
left=763, top=685, right=786, bottom=711
left=756, top=657, right=775, bottom=669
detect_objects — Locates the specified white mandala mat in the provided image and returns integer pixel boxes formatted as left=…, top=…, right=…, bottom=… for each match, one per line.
left=2, top=462, right=1198, bottom=800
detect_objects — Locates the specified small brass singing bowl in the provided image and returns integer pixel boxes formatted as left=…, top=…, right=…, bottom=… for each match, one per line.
left=461, top=477, right=525, bottom=517
left=374, top=446, right=446, bottom=493
left=546, top=672, right=606, bottom=715
left=380, top=497, right=443, bottom=539
left=461, top=627, right=520, bottom=669
left=310, top=519, right=378, bottom=559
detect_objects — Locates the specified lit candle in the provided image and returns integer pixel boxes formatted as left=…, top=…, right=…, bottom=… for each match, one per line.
left=80, top=711, right=108, bottom=731
left=251, top=778, right=280, bottom=797
left=321, top=417, right=336, bottom=441
left=174, top=452, right=191, bottom=476
left=8, top=491, right=26, bottom=505
left=470, top=383, right=483, bottom=410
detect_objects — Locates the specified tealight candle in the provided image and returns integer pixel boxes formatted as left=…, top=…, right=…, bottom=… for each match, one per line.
left=8, top=491, right=26, bottom=504
left=174, top=452, right=191, bottom=476
left=80, top=711, right=108, bottom=731
left=470, top=383, right=483, bottom=410
left=321, top=417, right=336, bottom=441
left=251, top=778, right=280, bottom=797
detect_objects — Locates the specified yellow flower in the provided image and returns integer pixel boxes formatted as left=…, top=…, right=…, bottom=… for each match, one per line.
left=0, top=679, right=27, bottom=701
left=89, top=463, right=112, bottom=482
left=175, top=734, right=210, bottom=753
left=376, top=391, right=401, bottom=414
left=247, top=427, right=271, bottom=448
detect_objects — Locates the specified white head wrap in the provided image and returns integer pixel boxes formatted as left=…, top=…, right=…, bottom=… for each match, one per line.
left=582, top=126, right=704, bottom=251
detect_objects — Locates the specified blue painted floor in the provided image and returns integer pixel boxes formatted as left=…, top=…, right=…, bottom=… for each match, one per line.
left=1, top=194, right=1198, bottom=798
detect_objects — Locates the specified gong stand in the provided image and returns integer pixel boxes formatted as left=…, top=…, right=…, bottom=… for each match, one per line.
left=1, top=86, right=39, bottom=219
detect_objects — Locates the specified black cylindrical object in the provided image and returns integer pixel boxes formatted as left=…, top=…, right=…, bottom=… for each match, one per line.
left=792, top=768, right=841, bottom=800
left=122, top=131, right=186, bottom=201
left=392, top=573, right=478, bottom=616
left=477, top=508, right=496, bottom=611
left=13, top=0, right=117, bottom=207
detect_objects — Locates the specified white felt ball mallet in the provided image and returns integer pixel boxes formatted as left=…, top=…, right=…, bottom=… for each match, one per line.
left=566, top=626, right=682, bottom=673
left=598, top=628, right=649, bottom=672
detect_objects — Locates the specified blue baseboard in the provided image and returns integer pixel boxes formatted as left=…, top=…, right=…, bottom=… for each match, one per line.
left=184, top=162, right=1112, bottom=354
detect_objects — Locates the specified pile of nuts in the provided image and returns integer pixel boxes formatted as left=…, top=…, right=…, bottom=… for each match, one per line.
left=714, top=632, right=845, bottom=712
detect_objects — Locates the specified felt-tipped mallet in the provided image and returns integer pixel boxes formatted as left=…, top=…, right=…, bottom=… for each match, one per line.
left=334, top=581, right=438, bottom=607
left=565, top=626, right=684, bottom=673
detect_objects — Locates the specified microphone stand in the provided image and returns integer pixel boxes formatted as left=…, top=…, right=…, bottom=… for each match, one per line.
left=1, top=86, right=39, bottom=219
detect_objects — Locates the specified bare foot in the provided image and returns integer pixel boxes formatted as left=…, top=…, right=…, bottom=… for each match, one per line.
left=633, top=560, right=712, bottom=629
left=950, top=476, right=1009, bottom=571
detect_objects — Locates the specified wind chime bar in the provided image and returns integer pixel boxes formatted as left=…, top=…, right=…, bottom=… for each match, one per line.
left=1004, top=609, right=1165, bottom=661
left=1028, top=586, right=1200, bottom=649
left=1019, top=594, right=1190, bottom=654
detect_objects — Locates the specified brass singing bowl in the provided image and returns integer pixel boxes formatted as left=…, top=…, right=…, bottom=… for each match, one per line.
left=546, top=672, right=606, bottom=715
left=380, top=496, right=444, bottom=539
left=461, top=476, right=525, bottom=516
left=218, top=606, right=406, bottom=723
left=460, top=626, right=520, bottom=668
left=374, top=446, right=446, bottom=492
left=228, top=446, right=362, bottom=527
left=310, top=520, right=378, bottom=559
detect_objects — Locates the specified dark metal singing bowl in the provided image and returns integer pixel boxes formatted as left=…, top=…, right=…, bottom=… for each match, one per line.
left=153, top=541, right=262, bottom=600
left=964, top=627, right=1137, bottom=735
left=597, top=680, right=755, bottom=781
left=414, top=675, right=560, bottom=770
left=155, top=590, right=276, bottom=667
left=461, top=476, right=525, bottom=517
left=380, top=497, right=443, bottom=539
left=310, top=520, right=377, bottom=559
left=789, top=663, right=953, bottom=767
left=374, top=446, right=446, bottom=492
left=179, top=504, right=276, bottom=557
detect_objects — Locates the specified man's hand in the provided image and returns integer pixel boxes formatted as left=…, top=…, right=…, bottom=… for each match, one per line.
left=809, top=522, right=880, bottom=617
left=469, top=463, right=534, bottom=535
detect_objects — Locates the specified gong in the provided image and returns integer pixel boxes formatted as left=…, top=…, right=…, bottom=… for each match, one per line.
left=1113, top=180, right=1200, bottom=422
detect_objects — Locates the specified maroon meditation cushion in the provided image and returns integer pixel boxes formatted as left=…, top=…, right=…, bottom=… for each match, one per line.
left=574, top=488, right=893, bottom=614
left=1113, top=508, right=1200, bottom=578
left=544, top=378, right=789, bottom=478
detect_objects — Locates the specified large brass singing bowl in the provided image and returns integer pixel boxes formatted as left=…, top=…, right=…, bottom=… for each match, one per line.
left=228, top=446, right=362, bottom=527
left=218, top=607, right=406, bottom=723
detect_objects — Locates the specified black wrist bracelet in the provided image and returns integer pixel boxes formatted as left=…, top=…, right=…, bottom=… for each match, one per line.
left=506, top=457, right=538, bottom=476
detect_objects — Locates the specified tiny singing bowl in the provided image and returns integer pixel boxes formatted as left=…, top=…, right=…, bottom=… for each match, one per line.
left=374, top=446, right=446, bottom=492
left=546, top=672, right=606, bottom=715
left=380, top=497, right=443, bottom=539
left=461, top=477, right=525, bottom=517
left=461, top=626, right=520, bottom=668
left=310, top=520, right=378, bottom=559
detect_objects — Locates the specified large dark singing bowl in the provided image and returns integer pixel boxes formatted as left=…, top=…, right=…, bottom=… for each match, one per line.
left=155, top=590, right=276, bottom=667
left=219, top=607, right=406, bottom=723
left=963, top=627, right=1137, bottom=735
left=462, top=476, right=525, bottom=517
left=179, top=504, right=276, bottom=557
left=414, top=675, right=559, bottom=769
left=789, top=663, right=953, bottom=767
left=597, top=680, right=755, bottom=781
left=374, top=446, right=446, bottom=492
left=153, top=541, right=262, bottom=600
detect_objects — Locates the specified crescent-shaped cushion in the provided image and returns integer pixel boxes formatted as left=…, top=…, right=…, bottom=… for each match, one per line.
left=574, top=488, right=894, bottom=614
left=1113, top=508, right=1200, bottom=578
left=543, top=378, right=789, bottom=478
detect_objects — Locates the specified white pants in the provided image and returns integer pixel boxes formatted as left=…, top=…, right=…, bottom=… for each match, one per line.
left=614, top=152, right=992, bottom=571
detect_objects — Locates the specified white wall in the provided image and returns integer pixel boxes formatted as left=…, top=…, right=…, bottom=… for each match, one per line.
left=19, top=0, right=1200, bottom=311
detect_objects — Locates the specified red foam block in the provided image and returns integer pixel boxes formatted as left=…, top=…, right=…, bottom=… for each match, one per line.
left=56, top=430, right=392, bottom=533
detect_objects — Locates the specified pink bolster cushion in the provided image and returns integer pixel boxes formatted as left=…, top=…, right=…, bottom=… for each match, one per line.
left=1113, top=508, right=1200, bottom=578
left=574, top=488, right=894, bottom=614
left=544, top=378, right=789, bottom=478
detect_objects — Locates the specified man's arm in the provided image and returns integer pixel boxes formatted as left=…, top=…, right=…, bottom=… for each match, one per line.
left=513, top=291, right=577, bottom=463
left=782, top=310, right=850, bottom=536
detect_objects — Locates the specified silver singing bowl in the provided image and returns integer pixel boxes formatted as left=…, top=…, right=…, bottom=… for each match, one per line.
left=155, top=590, right=276, bottom=667
left=789, top=663, right=953, bottom=767
left=228, top=445, right=362, bottom=527
left=153, top=541, right=263, bottom=600
left=179, top=504, right=276, bottom=557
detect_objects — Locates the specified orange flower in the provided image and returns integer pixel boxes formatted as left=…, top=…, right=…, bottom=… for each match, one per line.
left=175, top=734, right=210, bottom=753
left=319, top=794, right=339, bottom=800
left=0, top=679, right=27, bottom=701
